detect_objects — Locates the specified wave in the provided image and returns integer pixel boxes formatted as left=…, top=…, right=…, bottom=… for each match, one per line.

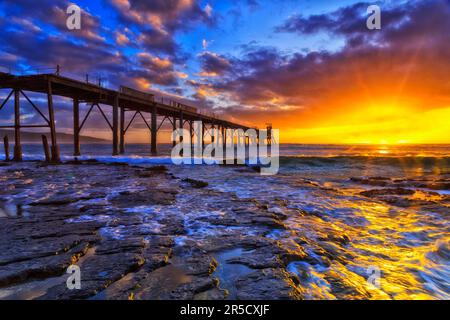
left=280, top=155, right=450, bottom=169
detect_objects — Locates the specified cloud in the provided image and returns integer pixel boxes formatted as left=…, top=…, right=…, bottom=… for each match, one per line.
left=204, top=4, right=213, bottom=17
left=198, top=51, right=232, bottom=77
left=115, top=30, right=130, bottom=45
left=196, top=0, right=450, bottom=137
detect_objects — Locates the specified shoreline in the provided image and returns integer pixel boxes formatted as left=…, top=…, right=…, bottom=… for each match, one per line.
left=0, top=159, right=448, bottom=300
left=0, top=160, right=303, bottom=300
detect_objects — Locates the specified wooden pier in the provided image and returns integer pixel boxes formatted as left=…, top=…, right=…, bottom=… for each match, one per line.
left=0, top=70, right=254, bottom=162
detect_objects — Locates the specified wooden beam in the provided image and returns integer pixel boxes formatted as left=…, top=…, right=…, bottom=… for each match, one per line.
left=151, top=105, right=157, bottom=155
left=0, top=90, right=13, bottom=112
left=172, top=115, right=177, bottom=148
left=112, top=95, right=119, bottom=156
left=73, top=98, right=80, bottom=156
left=3, top=135, right=10, bottom=161
left=13, top=90, right=22, bottom=161
left=47, top=80, right=60, bottom=162
left=119, top=106, right=125, bottom=154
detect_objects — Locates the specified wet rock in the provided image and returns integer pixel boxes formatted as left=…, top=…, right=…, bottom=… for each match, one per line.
left=167, top=276, right=217, bottom=299
left=320, top=233, right=351, bottom=246
left=425, top=182, right=450, bottom=191
left=194, top=288, right=227, bottom=300
left=148, top=165, right=168, bottom=173
left=96, top=238, right=146, bottom=255
left=350, top=177, right=389, bottom=187
left=0, top=235, right=91, bottom=266
left=235, top=268, right=303, bottom=300
left=182, top=178, right=209, bottom=188
left=0, top=242, right=90, bottom=288
left=225, top=242, right=306, bottom=269
left=251, top=216, right=287, bottom=229
left=135, top=166, right=168, bottom=178
left=111, top=189, right=177, bottom=207
left=317, top=241, right=355, bottom=263
left=182, top=255, right=218, bottom=276
left=39, top=252, right=145, bottom=300
left=360, top=188, right=415, bottom=197
left=267, top=207, right=289, bottom=220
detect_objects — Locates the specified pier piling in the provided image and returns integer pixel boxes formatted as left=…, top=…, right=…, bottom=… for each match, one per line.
left=13, top=89, right=22, bottom=161
left=120, top=107, right=125, bottom=154
left=47, top=81, right=60, bottom=163
left=172, top=115, right=177, bottom=148
left=151, top=106, right=157, bottom=155
left=42, top=135, right=51, bottom=162
left=112, top=95, right=119, bottom=156
left=73, top=98, right=80, bottom=156
left=3, top=135, right=10, bottom=161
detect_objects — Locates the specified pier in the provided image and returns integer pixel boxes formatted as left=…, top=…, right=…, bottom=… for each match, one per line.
left=0, top=68, right=255, bottom=162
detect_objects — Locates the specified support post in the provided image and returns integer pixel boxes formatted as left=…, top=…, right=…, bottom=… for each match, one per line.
left=189, top=120, right=193, bottom=154
left=3, top=135, right=10, bottom=161
left=120, top=107, right=125, bottom=154
left=172, top=115, right=177, bottom=148
left=222, top=125, right=226, bottom=158
left=42, top=135, right=51, bottom=162
left=211, top=124, right=216, bottom=157
left=13, top=89, right=22, bottom=161
left=202, top=122, right=205, bottom=151
left=47, top=81, right=60, bottom=162
left=151, top=105, right=157, bottom=155
left=112, top=95, right=119, bottom=156
left=179, top=112, right=184, bottom=156
left=73, top=98, right=80, bottom=156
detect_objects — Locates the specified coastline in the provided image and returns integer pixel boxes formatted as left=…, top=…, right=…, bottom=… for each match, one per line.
left=0, top=157, right=448, bottom=300
left=0, top=160, right=303, bottom=300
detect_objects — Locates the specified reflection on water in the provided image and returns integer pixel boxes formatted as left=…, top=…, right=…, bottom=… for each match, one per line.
left=0, top=203, right=27, bottom=218
left=1, top=143, right=448, bottom=299
left=171, top=148, right=449, bottom=299
left=214, top=248, right=254, bottom=300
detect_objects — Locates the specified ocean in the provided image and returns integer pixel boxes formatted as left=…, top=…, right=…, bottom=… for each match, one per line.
left=1, top=143, right=449, bottom=299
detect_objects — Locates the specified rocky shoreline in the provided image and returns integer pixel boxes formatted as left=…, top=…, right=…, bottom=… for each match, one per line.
left=0, top=161, right=303, bottom=300
left=1, top=160, right=448, bottom=300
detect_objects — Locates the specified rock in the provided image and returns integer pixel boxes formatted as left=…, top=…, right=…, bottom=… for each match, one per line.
left=136, top=166, right=168, bottom=178
left=96, top=238, right=146, bottom=255
left=182, top=178, right=209, bottom=188
left=350, top=177, right=389, bottom=187
left=360, top=188, right=415, bottom=197
left=194, top=288, right=227, bottom=300
left=0, top=242, right=90, bottom=288
left=111, top=189, right=177, bottom=207
left=39, top=252, right=145, bottom=299
left=225, top=242, right=306, bottom=269
left=251, top=216, right=287, bottom=229
left=148, top=166, right=168, bottom=172
left=235, top=268, right=303, bottom=300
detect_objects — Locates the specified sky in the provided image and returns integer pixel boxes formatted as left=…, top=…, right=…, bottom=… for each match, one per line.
left=0, top=0, right=449, bottom=144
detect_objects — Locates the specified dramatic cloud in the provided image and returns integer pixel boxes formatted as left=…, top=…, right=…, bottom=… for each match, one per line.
left=0, top=0, right=449, bottom=143
left=198, top=51, right=232, bottom=77
left=191, top=0, right=450, bottom=142
left=110, top=0, right=216, bottom=58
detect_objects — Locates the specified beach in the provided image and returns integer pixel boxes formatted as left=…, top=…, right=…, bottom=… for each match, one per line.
left=0, top=144, right=449, bottom=300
